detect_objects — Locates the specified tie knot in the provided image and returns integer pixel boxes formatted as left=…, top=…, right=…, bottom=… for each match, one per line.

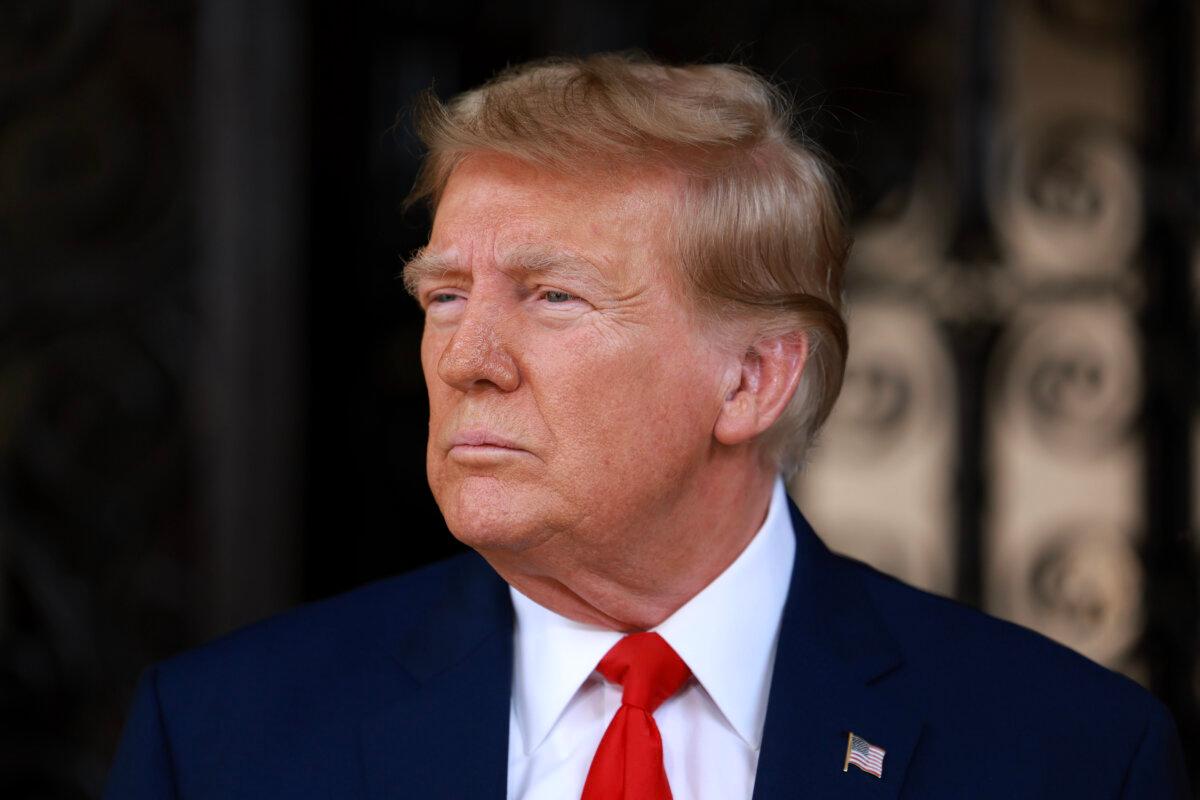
left=596, top=632, right=691, bottom=713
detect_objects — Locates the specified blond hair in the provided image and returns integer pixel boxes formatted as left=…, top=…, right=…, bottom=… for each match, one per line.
left=406, top=53, right=850, bottom=471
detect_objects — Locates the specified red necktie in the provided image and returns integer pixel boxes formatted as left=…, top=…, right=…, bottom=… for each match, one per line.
left=581, top=632, right=692, bottom=800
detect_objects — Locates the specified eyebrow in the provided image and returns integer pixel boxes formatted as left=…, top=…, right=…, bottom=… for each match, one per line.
left=402, top=244, right=610, bottom=298
left=401, top=247, right=458, bottom=298
left=502, top=243, right=609, bottom=285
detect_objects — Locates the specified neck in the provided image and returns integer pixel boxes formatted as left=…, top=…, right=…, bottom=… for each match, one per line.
left=482, top=460, right=778, bottom=631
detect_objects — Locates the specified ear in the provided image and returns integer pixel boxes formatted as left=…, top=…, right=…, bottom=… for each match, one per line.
left=713, top=331, right=809, bottom=448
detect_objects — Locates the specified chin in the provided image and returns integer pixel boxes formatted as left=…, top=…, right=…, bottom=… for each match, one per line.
left=434, top=473, right=561, bottom=554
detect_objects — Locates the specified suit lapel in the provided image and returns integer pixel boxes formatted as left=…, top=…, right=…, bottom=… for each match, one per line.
left=361, top=554, right=514, bottom=799
left=752, top=504, right=924, bottom=800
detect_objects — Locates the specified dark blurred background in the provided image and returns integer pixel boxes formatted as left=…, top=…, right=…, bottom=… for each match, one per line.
left=2, top=0, right=1198, bottom=795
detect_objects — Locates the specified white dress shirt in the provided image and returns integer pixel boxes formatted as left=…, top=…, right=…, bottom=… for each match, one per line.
left=506, top=478, right=797, bottom=800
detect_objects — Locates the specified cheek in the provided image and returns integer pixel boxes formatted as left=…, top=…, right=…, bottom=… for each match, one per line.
left=419, top=327, right=441, bottom=386
left=531, top=331, right=723, bottom=464
left=420, top=332, right=451, bottom=478
left=421, top=331, right=452, bottom=413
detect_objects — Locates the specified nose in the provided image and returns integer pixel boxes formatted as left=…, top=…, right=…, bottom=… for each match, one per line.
left=436, top=300, right=521, bottom=393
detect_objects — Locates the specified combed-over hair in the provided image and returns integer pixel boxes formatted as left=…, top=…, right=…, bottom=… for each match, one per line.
left=406, top=53, right=850, bottom=471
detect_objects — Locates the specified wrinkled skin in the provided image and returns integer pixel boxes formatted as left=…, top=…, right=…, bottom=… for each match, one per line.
left=411, top=153, right=804, bottom=630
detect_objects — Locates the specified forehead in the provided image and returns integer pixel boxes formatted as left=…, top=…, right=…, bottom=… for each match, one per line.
left=428, top=153, right=681, bottom=276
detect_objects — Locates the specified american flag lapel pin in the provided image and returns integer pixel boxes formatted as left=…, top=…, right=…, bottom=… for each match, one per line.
left=843, top=731, right=886, bottom=779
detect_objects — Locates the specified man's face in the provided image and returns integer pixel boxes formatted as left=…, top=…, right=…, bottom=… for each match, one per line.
left=412, top=154, right=731, bottom=563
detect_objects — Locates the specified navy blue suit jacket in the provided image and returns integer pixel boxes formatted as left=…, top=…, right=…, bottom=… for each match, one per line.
left=106, top=506, right=1190, bottom=798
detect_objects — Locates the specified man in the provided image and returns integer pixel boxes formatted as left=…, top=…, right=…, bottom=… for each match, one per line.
left=106, top=54, right=1189, bottom=798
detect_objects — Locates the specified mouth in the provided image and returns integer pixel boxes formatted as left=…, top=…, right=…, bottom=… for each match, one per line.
left=447, top=429, right=532, bottom=461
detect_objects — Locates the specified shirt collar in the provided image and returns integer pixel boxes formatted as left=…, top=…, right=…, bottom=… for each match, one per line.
left=510, top=585, right=623, bottom=756
left=509, top=477, right=797, bottom=755
left=652, top=477, right=795, bottom=749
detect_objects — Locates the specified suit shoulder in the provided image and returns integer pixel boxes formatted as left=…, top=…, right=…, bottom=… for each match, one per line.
left=154, top=550, right=484, bottom=692
left=832, top=555, right=1191, bottom=796
left=845, top=555, right=1162, bottom=724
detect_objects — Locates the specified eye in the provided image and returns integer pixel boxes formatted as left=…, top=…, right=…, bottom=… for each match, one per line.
left=542, top=290, right=577, bottom=303
left=428, top=291, right=463, bottom=305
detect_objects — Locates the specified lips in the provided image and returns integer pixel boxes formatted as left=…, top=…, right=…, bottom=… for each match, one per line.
left=448, top=429, right=527, bottom=451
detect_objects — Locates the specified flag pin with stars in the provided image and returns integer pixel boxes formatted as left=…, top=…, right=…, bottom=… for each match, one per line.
left=843, top=731, right=886, bottom=778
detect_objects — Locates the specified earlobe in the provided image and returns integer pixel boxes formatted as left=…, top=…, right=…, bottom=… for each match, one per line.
left=713, top=331, right=808, bottom=448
